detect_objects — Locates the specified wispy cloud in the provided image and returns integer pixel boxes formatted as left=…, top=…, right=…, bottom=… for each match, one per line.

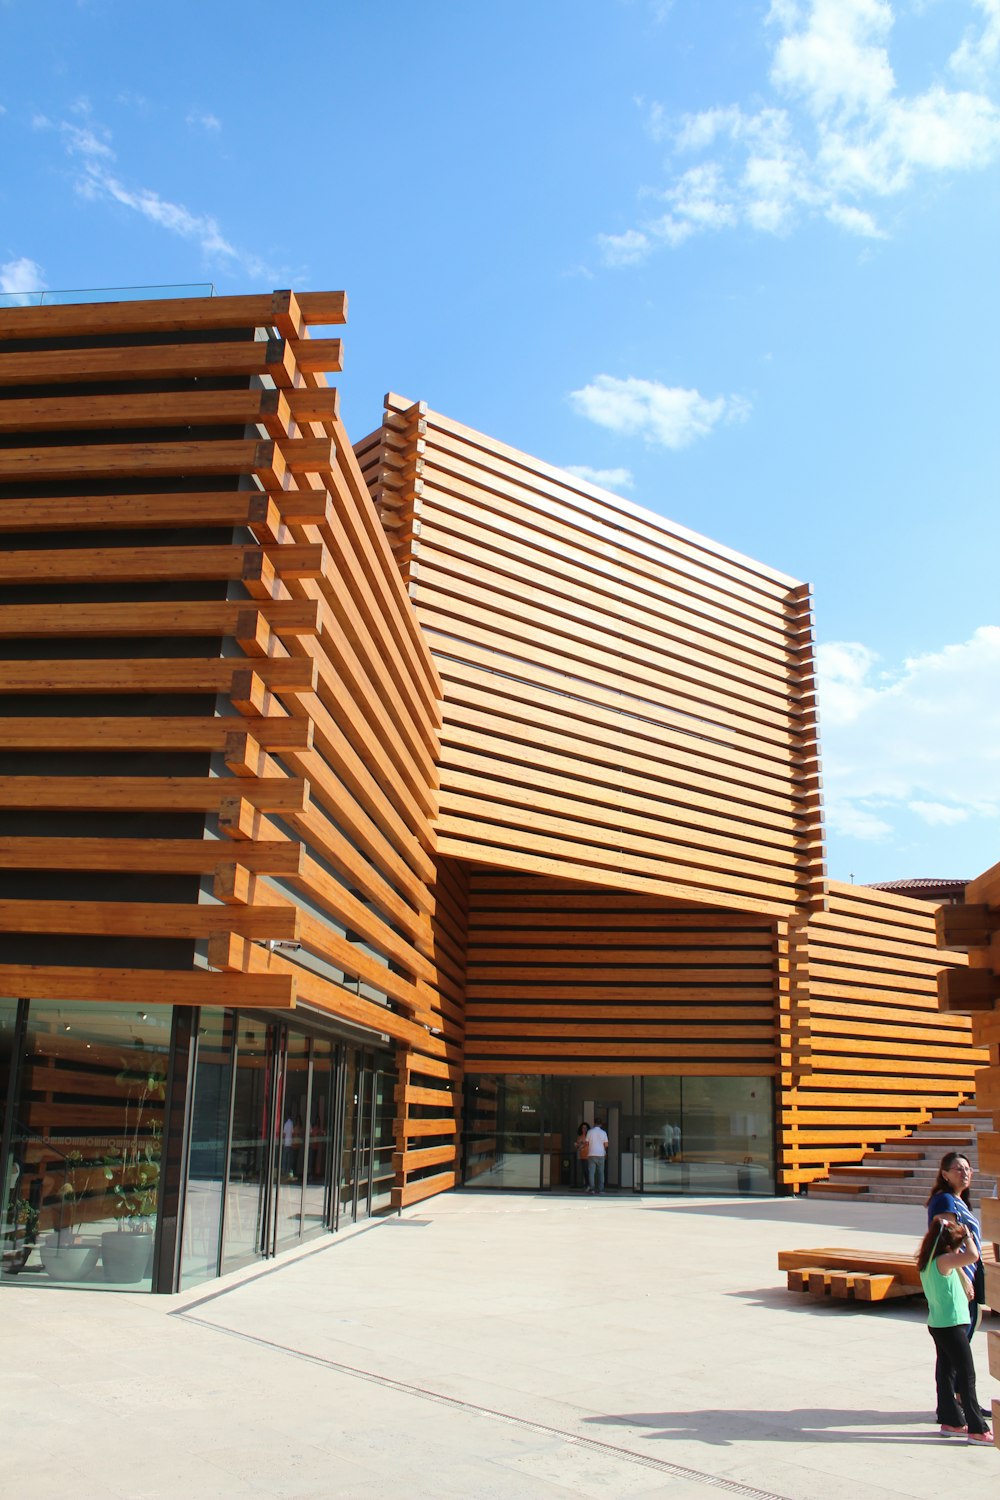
left=817, top=626, right=1000, bottom=843
left=564, top=465, right=635, bottom=491
left=570, top=374, right=750, bottom=450
left=41, top=108, right=269, bottom=277
left=602, top=0, right=1000, bottom=259
left=186, top=110, right=222, bottom=132
left=0, top=256, right=46, bottom=302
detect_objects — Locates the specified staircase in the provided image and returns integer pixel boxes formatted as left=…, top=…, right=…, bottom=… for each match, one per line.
left=807, top=1104, right=998, bottom=1205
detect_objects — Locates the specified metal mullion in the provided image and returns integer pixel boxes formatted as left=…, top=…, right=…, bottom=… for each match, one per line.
left=216, top=1011, right=241, bottom=1277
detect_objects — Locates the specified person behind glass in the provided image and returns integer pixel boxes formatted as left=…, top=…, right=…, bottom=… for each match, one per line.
left=574, top=1121, right=590, bottom=1191
left=585, top=1119, right=609, bottom=1194
left=926, top=1153, right=985, bottom=1341
left=918, top=1215, right=992, bottom=1442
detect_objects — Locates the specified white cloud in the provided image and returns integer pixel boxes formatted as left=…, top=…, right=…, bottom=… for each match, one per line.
left=817, top=626, right=1000, bottom=842
left=597, top=228, right=651, bottom=266
left=569, top=374, right=750, bottom=450
left=825, top=202, right=887, bottom=236
left=186, top=110, right=222, bottom=132
left=42, top=110, right=269, bottom=277
left=826, top=801, right=894, bottom=841
left=0, top=256, right=46, bottom=302
left=602, top=0, right=1000, bottom=254
left=950, top=0, right=1000, bottom=84
left=564, top=465, right=635, bottom=491
left=909, top=800, right=970, bottom=826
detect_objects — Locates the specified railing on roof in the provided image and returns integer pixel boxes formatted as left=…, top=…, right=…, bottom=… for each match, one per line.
left=0, top=283, right=215, bottom=310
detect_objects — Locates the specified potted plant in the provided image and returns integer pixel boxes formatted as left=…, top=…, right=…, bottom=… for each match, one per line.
left=100, top=1062, right=164, bottom=1284
left=40, top=1151, right=101, bottom=1281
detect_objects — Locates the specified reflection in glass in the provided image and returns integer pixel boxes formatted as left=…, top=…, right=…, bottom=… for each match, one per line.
left=0, top=1001, right=170, bottom=1289
left=303, top=1039, right=334, bottom=1236
left=180, top=1011, right=234, bottom=1288
left=353, top=1059, right=374, bottom=1220
left=0, top=999, right=25, bottom=1278
left=338, top=1048, right=359, bottom=1224
left=275, top=1030, right=310, bottom=1250
left=222, top=1018, right=274, bottom=1270
left=678, top=1077, right=774, bottom=1194
left=464, top=1075, right=542, bottom=1189
left=640, top=1077, right=683, bottom=1191
left=370, top=1060, right=397, bottom=1213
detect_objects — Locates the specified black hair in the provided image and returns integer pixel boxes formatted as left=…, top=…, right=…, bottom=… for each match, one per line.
left=925, top=1151, right=972, bottom=1209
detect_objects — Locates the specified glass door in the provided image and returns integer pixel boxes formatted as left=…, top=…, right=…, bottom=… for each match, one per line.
left=222, top=1017, right=279, bottom=1272
left=337, top=1046, right=361, bottom=1225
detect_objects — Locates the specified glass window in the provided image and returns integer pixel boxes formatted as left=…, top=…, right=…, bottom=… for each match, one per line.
left=274, top=1030, right=310, bottom=1251
left=679, top=1077, right=774, bottom=1194
left=1, top=999, right=26, bottom=1279
left=464, top=1075, right=542, bottom=1189
left=303, top=1038, right=334, bottom=1237
left=222, top=1018, right=276, bottom=1271
left=180, top=1010, right=234, bottom=1289
left=1, top=1001, right=171, bottom=1290
left=640, top=1078, right=683, bottom=1191
left=370, top=1059, right=397, bottom=1214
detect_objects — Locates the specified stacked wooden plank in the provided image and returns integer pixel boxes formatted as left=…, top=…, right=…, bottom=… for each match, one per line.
left=780, top=882, right=983, bottom=1191
left=462, top=870, right=777, bottom=1076
left=937, top=864, right=1000, bottom=1435
left=0, top=289, right=460, bottom=1210
left=358, top=395, right=824, bottom=921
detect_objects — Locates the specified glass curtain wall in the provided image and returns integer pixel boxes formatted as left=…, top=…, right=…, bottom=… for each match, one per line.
left=463, top=1075, right=775, bottom=1195
left=464, top=1075, right=543, bottom=1189
left=0, top=1001, right=172, bottom=1290
left=182, top=1022, right=396, bottom=1282
left=180, top=1010, right=234, bottom=1289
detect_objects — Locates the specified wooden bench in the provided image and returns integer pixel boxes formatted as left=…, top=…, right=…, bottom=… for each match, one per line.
left=779, top=1247, right=921, bottom=1302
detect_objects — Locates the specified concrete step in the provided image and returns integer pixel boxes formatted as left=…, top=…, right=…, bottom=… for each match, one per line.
left=809, top=1181, right=868, bottom=1196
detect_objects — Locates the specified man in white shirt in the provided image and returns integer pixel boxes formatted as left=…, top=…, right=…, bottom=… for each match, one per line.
left=585, top=1121, right=609, bottom=1194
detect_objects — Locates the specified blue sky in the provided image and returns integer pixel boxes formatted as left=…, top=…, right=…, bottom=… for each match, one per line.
left=2, top=0, right=998, bottom=885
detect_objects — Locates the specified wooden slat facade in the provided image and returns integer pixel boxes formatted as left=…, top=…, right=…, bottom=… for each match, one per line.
left=359, top=395, right=825, bottom=920
left=781, top=881, right=984, bottom=1189
left=0, top=289, right=459, bottom=1210
left=0, top=288, right=990, bottom=1240
left=463, top=871, right=777, bottom=1077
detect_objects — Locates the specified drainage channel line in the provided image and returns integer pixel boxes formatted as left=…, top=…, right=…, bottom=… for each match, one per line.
left=178, top=1312, right=795, bottom=1500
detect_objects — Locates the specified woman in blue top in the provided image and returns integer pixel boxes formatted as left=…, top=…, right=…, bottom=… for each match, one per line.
left=925, top=1152, right=984, bottom=1339
left=918, top=1216, right=991, bottom=1442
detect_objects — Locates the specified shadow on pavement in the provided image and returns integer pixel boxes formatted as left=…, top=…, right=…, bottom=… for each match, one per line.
left=583, top=1408, right=940, bottom=1447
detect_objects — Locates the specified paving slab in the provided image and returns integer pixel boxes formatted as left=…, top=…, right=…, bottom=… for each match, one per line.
left=2, top=1191, right=997, bottom=1499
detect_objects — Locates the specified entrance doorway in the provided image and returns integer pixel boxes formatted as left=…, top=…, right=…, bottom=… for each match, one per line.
left=463, top=1074, right=775, bottom=1194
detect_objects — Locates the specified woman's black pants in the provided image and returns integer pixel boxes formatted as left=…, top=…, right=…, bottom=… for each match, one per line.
left=930, top=1323, right=988, bottom=1433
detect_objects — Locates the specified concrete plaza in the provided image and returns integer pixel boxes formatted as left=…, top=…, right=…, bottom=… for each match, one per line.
left=4, top=1191, right=997, bottom=1499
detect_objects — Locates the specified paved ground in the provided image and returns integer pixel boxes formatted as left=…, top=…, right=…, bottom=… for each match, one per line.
left=4, top=1191, right=998, bottom=1499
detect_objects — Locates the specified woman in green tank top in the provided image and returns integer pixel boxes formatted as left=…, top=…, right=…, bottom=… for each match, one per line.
left=917, top=1215, right=992, bottom=1443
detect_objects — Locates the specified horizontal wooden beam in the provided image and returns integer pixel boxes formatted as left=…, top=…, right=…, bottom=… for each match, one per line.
left=0, top=388, right=283, bottom=434
left=0, top=337, right=297, bottom=388
left=0, top=543, right=325, bottom=587
left=0, top=836, right=304, bottom=876
left=0, top=656, right=317, bottom=696
left=0, top=289, right=345, bottom=341
left=936, top=903, right=998, bottom=950
left=0, top=776, right=309, bottom=815
left=0, top=599, right=319, bottom=640
left=0, top=899, right=301, bottom=941
left=0, top=963, right=296, bottom=1007
left=0, top=490, right=330, bottom=534
left=937, top=967, right=1000, bottom=1013
left=0, top=716, right=311, bottom=754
